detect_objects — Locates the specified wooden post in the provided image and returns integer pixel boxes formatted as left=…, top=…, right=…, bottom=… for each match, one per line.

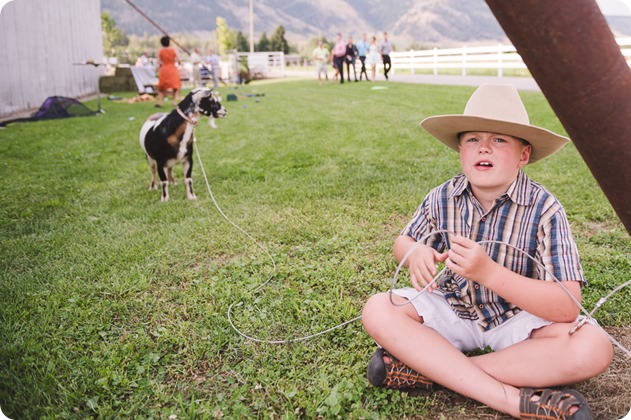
left=497, top=43, right=503, bottom=78
left=486, top=0, right=631, bottom=235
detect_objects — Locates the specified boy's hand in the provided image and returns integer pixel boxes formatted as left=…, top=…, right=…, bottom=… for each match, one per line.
left=446, top=235, right=496, bottom=284
left=408, top=244, right=448, bottom=292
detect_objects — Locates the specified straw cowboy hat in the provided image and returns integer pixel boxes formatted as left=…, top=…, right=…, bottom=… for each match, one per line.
left=420, top=84, right=569, bottom=164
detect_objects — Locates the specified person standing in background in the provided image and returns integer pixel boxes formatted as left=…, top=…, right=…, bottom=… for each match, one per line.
left=205, top=49, right=221, bottom=89
left=345, top=35, right=359, bottom=82
left=365, top=35, right=381, bottom=81
left=190, top=48, right=202, bottom=87
left=156, top=36, right=181, bottom=107
left=379, top=32, right=393, bottom=80
left=356, top=33, right=370, bottom=81
left=135, top=52, right=150, bottom=67
left=332, top=33, right=346, bottom=84
left=312, top=39, right=330, bottom=85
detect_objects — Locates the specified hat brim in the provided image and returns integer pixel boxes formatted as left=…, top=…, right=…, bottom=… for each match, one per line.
left=420, top=115, right=569, bottom=164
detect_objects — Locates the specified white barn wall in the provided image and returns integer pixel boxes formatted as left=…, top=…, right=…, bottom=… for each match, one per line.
left=0, top=0, right=103, bottom=117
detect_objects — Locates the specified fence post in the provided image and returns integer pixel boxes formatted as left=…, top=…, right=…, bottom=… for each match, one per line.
left=280, top=51, right=286, bottom=77
left=497, top=43, right=503, bottom=77
left=433, top=47, right=438, bottom=75
left=410, top=49, right=414, bottom=75
left=462, top=45, right=467, bottom=76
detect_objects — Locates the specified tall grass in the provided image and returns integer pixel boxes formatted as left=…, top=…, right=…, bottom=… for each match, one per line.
left=0, top=80, right=629, bottom=418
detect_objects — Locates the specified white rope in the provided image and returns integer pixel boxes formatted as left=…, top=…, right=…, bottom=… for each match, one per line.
left=194, top=140, right=276, bottom=289
left=194, top=141, right=360, bottom=344
left=194, top=141, right=630, bottom=354
left=388, top=231, right=631, bottom=356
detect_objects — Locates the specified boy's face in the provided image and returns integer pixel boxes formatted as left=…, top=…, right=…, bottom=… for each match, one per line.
left=458, top=131, right=531, bottom=197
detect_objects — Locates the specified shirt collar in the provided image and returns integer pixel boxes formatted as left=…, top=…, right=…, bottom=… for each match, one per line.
left=449, top=170, right=533, bottom=206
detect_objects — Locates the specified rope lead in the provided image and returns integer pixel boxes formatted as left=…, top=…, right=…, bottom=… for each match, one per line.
left=194, top=143, right=630, bottom=356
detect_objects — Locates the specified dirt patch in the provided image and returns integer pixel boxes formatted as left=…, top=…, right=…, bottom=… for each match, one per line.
left=417, top=326, right=631, bottom=419
left=577, top=326, right=631, bottom=419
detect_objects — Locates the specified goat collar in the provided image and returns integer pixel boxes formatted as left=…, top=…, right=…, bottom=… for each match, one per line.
left=177, top=107, right=198, bottom=125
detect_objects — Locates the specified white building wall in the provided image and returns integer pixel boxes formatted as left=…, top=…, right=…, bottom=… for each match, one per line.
left=0, top=0, right=103, bottom=116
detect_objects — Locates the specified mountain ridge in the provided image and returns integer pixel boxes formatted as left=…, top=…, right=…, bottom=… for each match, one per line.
left=102, top=0, right=631, bottom=49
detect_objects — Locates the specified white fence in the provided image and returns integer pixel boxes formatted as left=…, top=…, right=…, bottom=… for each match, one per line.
left=236, top=52, right=286, bottom=79
left=391, top=37, right=631, bottom=76
left=178, top=52, right=287, bottom=86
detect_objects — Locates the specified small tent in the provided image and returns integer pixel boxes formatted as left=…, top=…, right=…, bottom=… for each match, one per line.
left=0, top=96, right=97, bottom=127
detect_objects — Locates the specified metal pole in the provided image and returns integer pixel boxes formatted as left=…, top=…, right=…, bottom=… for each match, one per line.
left=124, top=0, right=190, bottom=55
left=486, top=0, right=631, bottom=235
left=249, top=0, right=254, bottom=53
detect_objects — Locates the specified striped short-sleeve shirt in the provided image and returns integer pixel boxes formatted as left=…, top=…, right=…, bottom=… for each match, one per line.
left=401, top=170, right=585, bottom=331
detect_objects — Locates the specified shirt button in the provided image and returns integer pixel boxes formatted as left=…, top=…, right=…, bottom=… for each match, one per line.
left=474, top=284, right=480, bottom=289
left=481, top=217, right=486, bottom=222
left=478, top=304, right=485, bottom=309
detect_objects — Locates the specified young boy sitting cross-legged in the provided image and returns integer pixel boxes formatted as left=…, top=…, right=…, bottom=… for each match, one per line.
left=361, top=84, right=613, bottom=419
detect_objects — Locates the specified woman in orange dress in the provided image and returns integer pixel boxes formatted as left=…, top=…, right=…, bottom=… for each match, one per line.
left=156, top=36, right=181, bottom=107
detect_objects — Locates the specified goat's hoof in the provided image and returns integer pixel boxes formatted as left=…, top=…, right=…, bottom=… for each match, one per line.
left=187, top=194, right=197, bottom=200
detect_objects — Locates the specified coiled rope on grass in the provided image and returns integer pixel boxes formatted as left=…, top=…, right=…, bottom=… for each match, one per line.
left=194, top=141, right=631, bottom=355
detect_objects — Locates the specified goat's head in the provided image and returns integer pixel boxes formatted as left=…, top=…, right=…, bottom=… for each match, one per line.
left=191, top=88, right=227, bottom=119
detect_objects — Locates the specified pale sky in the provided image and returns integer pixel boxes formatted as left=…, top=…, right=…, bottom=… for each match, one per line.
left=596, top=0, right=631, bottom=15
left=0, top=0, right=11, bottom=15
left=1, top=0, right=630, bottom=20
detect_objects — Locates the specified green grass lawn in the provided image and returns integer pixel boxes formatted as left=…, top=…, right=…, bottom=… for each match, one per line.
left=0, top=80, right=629, bottom=419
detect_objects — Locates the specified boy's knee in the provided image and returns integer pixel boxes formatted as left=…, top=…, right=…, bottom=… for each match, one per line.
left=588, top=327, right=614, bottom=373
left=572, top=325, right=614, bottom=375
left=362, top=293, right=391, bottom=334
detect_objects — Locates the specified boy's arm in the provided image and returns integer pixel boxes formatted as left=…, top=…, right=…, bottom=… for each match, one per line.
left=446, top=235, right=581, bottom=322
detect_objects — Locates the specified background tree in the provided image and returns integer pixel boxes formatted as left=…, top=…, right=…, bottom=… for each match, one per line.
left=235, top=31, right=249, bottom=52
left=257, top=32, right=270, bottom=52
left=270, top=25, right=289, bottom=54
left=101, top=12, right=128, bottom=53
left=216, top=16, right=235, bottom=54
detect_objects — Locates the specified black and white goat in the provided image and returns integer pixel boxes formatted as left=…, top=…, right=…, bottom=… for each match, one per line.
left=139, top=88, right=227, bottom=201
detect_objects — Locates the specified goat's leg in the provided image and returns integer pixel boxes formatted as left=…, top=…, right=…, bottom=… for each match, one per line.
left=156, top=163, right=170, bottom=202
left=183, top=154, right=196, bottom=200
left=147, top=156, right=158, bottom=191
left=167, top=166, right=176, bottom=185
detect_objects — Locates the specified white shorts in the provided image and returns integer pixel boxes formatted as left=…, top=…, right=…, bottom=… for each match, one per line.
left=316, top=63, right=327, bottom=75
left=392, top=288, right=552, bottom=352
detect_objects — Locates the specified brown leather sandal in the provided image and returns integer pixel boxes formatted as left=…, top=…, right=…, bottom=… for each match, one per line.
left=519, top=387, right=592, bottom=419
left=366, top=348, right=433, bottom=391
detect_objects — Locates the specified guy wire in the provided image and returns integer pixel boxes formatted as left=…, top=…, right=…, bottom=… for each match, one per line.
left=123, top=0, right=216, bottom=77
